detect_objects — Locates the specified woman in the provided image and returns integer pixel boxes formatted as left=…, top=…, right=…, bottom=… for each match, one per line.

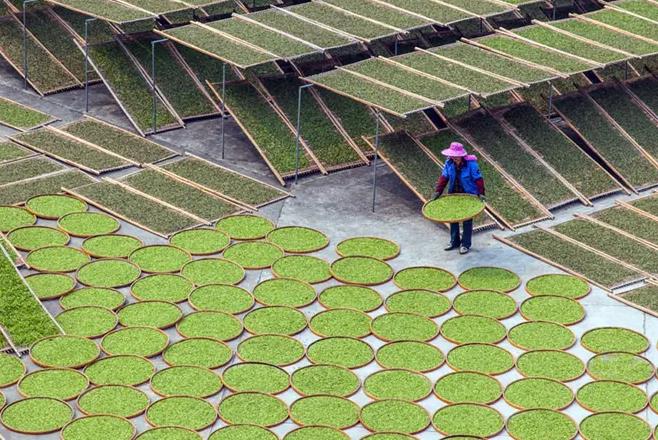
left=434, top=142, right=485, bottom=255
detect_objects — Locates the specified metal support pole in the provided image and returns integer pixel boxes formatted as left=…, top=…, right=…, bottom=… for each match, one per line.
left=467, top=94, right=473, bottom=112
left=294, top=84, right=313, bottom=185
left=625, top=60, right=629, bottom=81
left=394, top=39, right=399, bottom=56
left=22, top=0, right=37, bottom=90
left=221, top=63, right=227, bottom=160
left=547, top=81, right=554, bottom=116
left=552, top=1, right=557, bottom=20
left=84, top=18, right=96, bottom=113
left=372, top=115, right=381, bottom=213
left=151, top=39, right=168, bottom=135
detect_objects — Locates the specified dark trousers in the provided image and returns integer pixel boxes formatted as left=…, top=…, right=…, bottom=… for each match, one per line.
left=450, top=220, right=473, bottom=249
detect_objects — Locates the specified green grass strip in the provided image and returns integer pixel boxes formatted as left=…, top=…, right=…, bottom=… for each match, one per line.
left=252, top=278, right=316, bottom=308
left=56, top=306, right=117, bottom=338
left=508, top=321, right=576, bottom=351
left=176, top=311, right=242, bottom=341
left=506, top=409, right=577, bottom=440
left=423, top=195, right=485, bottom=224
left=131, top=274, right=192, bottom=303
left=58, top=212, right=120, bottom=237
left=371, top=312, right=438, bottom=342
left=457, top=267, right=520, bottom=292
left=26, top=245, right=90, bottom=273
left=138, top=427, right=201, bottom=440
left=128, top=245, right=191, bottom=273
left=0, top=156, right=63, bottom=187
left=432, top=403, right=504, bottom=437
left=17, top=368, right=88, bottom=400
left=0, top=97, right=52, bottom=130
left=169, top=228, right=230, bottom=255
left=84, top=355, right=154, bottom=386
left=0, top=207, right=36, bottom=234
left=25, top=273, right=75, bottom=299
left=307, top=337, right=374, bottom=369
left=146, top=396, right=216, bottom=431
left=223, top=241, right=284, bottom=269
left=520, top=296, right=585, bottom=325
left=453, top=290, right=516, bottom=320
left=0, top=170, right=93, bottom=206
left=267, top=226, right=329, bottom=253
left=504, top=378, right=573, bottom=410
left=222, top=363, right=289, bottom=394
left=440, top=315, right=506, bottom=344
left=376, top=341, right=443, bottom=372
left=101, top=327, right=168, bottom=357
left=336, top=236, right=399, bottom=261
left=82, top=234, right=142, bottom=258
left=30, top=335, right=100, bottom=368
left=577, top=380, right=648, bottom=413
left=77, top=259, right=141, bottom=288
left=0, top=354, right=25, bottom=387
left=237, top=334, right=304, bottom=366
left=0, top=397, right=72, bottom=434
left=61, top=415, right=134, bottom=440
left=517, top=350, right=584, bottom=382
left=180, top=258, right=245, bottom=286
left=151, top=366, right=222, bottom=398
left=218, top=392, right=287, bottom=427
left=310, top=308, right=371, bottom=338
left=189, top=284, right=254, bottom=314
left=587, top=352, right=654, bottom=384
left=60, top=287, right=125, bottom=311
left=291, top=365, right=359, bottom=397
left=447, top=344, right=514, bottom=375
left=581, top=327, right=649, bottom=354
left=0, top=141, right=30, bottom=163
left=118, top=301, right=182, bottom=329
left=244, top=306, right=306, bottom=335
left=433, top=371, right=502, bottom=404
left=290, top=395, right=358, bottom=429
left=393, top=266, right=456, bottom=292
left=163, top=337, right=232, bottom=369
left=209, top=425, right=277, bottom=440
left=216, top=215, right=274, bottom=240
left=593, top=206, right=658, bottom=248
left=385, top=289, right=451, bottom=318
left=360, top=400, right=430, bottom=434
left=579, top=412, right=651, bottom=440
left=26, top=194, right=86, bottom=219
left=319, top=285, right=382, bottom=312
left=78, top=385, right=149, bottom=418
left=331, top=256, right=393, bottom=286
left=525, top=274, right=590, bottom=299
left=272, top=255, right=332, bottom=284
left=364, top=369, right=431, bottom=401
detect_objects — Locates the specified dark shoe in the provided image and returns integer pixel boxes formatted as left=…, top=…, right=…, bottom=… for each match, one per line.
left=444, top=243, right=459, bottom=251
left=459, top=246, right=470, bottom=255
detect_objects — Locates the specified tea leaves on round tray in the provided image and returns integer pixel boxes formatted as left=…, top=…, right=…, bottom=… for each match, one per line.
left=422, top=195, right=484, bottom=223
left=330, top=256, right=393, bottom=286
left=577, top=380, right=648, bottom=413
left=579, top=412, right=651, bottom=440
left=237, top=334, right=305, bottom=366
left=508, top=321, right=576, bottom=351
left=169, top=228, right=230, bottom=255
left=244, top=306, right=307, bottom=335
left=129, top=245, right=191, bottom=274
left=310, top=308, right=371, bottom=338
left=440, top=315, right=506, bottom=344
left=218, top=392, right=287, bottom=427
left=319, top=285, right=383, bottom=312
left=61, top=415, right=134, bottom=440
left=364, top=369, right=432, bottom=401
left=224, top=241, right=284, bottom=269
left=18, top=368, right=88, bottom=400
left=360, top=399, right=430, bottom=434
left=222, top=363, right=289, bottom=394
left=84, top=355, right=154, bottom=386
left=272, top=255, right=332, bottom=284
left=176, top=311, right=243, bottom=341
left=0, top=354, right=25, bottom=387
left=507, top=409, right=577, bottom=440
left=56, top=306, right=118, bottom=338
left=447, top=344, right=514, bottom=376
left=60, top=287, right=125, bottom=311
left=26, top=273, right=75, bottom=299
left=216, top=215, right=275, bottom=240
left=335, top=236, right=400, bottom=260
left=393, top=267, right=456, bottom=292
left=587, top=352, right=654, bottom=384
left=26, top=246, right=90, bottom=273
left=252, top=278, right=316, bottom=308
left=209, top=425, right=277, bottom=440
left=361, top=435, right=415, bottom=440
left=290, top=395, right=359, bottom=429
left=0, top=397, right=73, bottom=434
left=30, top=335, right=100, bottom=368
left=26, top=194, right=87, bottom=219
left=151, top=366, right=222, bottom=398
left=118, top=301, right=182, bottom=329
left=385, top=289, right=451, bottom=318
left=371, top=313, right=438, bottom=342
left=180, top=258, right=245, bottom=286
left=82, top=234, right=142, bottom=258
left=77, top=259, right=141, bottom=288
left=58, top=212, right=120, bottom=237
left=376, top=341, right=444, bottom=372
left=581, top=327, right=649, bottom=354
left=452, top=289, right=517, bottom=320
left=189, top=284, right=254, bottom=314
left=0, top=206, right=35, bottom=232
left=432, top=404, right=504, bottom=438
left=138, top=427, right=202, bottom=440
left=526, top=274, right=590, bottom=299
left=434, top=371, right=502, bottom=404
left=163, top=338, right=232, bottom=369
left=504, top=378, right=574, bottom=410
left=267, top=226, right=329, bottom=253
left=520, top=296, right=585, bottom=326
left=8, top=226, right=69, bottom=251
left=306, top=337, right=374, bottom=369
left=146, top=396, right=217, bottom=431
left=101, top=327, right=169, bottom=358
left=283, top=426, right=347, bottom=440
left=78, top=385, right=149, bottom=418
left=291, top=365, right=359, bottom=397
left=131, top=274, right=193, bottom=303
left=516, top=350, right=585, bottom=382
left=457, top=267, right=520, bottom=292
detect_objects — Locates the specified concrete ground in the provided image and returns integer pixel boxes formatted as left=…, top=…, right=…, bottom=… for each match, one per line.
left=1, top=60, right=657, bottom=439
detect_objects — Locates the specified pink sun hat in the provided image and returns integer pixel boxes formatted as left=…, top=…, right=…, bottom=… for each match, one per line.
left=442, top=142, right=468, bottom=158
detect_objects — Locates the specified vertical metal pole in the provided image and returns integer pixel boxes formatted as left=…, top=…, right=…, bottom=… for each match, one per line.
left=547, top=81, right=554, bottom=116
left=394, top=39, right=399, bottom=56
left=625, top=61, right=629, bottom=81
left=372, top=115, right=380, bottom=213
left=552, top=1, right=557, bottom=20
left=294, top=84, right=312, bottom=185
left=151, top=39, right=168, bottom=135
left=221, top=63, right=226, bottom=160
left=84, top=18, right=96, bottom=113
left=467, top=94, right=473, bottom=112
left=22, top=0, right=36, bottom=90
